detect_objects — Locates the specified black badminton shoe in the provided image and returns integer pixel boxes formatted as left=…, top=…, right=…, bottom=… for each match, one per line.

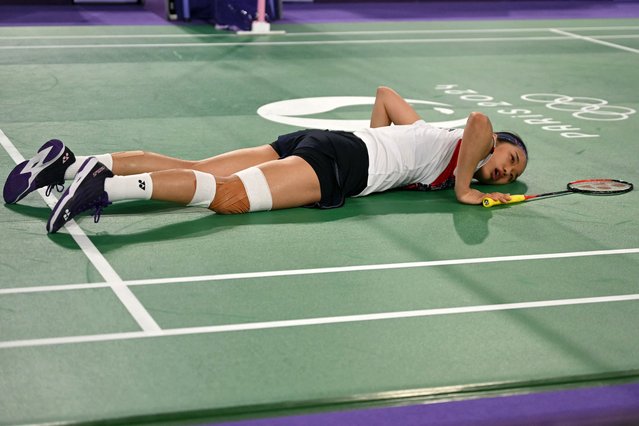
left=47, top=157, right=113, bottom=234
left=3, top=139, right=75, bottom=204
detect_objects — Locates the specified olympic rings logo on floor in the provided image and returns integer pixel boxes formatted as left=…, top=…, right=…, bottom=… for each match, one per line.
left=520, top=94, right=636, bottom=121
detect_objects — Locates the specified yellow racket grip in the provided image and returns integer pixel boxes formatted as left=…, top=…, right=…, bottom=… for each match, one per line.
left=482, top=194, right=526, bottom=208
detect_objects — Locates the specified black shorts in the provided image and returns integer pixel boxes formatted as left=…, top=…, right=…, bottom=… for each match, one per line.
left=270, top=129, right=369, bottom=209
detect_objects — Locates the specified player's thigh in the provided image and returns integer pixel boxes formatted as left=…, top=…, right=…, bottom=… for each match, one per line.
left=194, top=145, right=279, bottom=176
left=257, top=156, right=321, bottom=209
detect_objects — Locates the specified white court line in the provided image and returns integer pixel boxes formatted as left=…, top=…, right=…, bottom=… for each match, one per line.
left=0, top=35, right=580, bottom=50
left=283, top=26, right=639, bottom=37
left=0, top=282, right=110, bottom=295
left=3, top=32, right=638, bottom=50
left=0, top=33, right=233, bottom=40
left=124, top=248, right=639, bottom=287
left=598, top=34, right=639, bottom=40
left=551, top=28, right=639, bottom=54
left=1, top=292, right=639, bottom=349
left=0, top=130, right=160, bottom=332
left=0, top=25, right=637, bottom=40
left=1, top=247, right=638, bottom=295
left=0, top=28, right=579, bottom=40
left=0, top=28, right=566, bottom=40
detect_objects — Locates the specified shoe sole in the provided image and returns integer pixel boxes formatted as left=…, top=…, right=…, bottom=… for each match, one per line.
left=47, top=157, right=98, bottom=234
left=3, top=140, right=65, bottom=204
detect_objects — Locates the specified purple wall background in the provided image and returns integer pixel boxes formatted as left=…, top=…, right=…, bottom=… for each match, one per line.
left=1, top=1, right=638, bottom=425
left=2, top=0, right=639, bottom=26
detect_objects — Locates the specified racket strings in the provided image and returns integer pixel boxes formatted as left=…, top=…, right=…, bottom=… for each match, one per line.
left=568, top=179, right=633, bottom=194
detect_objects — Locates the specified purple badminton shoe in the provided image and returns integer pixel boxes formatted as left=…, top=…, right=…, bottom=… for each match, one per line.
left=3, top=139, right=75, bottom=204
left=47, top=157, right=113, bottom=234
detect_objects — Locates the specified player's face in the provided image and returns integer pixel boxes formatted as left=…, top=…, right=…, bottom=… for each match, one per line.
left=474, top=141, right=527, bottom=185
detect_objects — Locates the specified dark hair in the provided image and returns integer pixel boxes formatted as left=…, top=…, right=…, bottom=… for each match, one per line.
left=496, top=131, right=528, bottom=159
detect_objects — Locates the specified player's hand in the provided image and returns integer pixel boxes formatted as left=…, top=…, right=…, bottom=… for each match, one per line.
left=482, top=192, right=512, bottom=205
left=456, top=188, right=511, bottom=205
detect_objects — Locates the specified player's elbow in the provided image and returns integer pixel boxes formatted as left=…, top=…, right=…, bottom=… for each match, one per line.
left=467, top=112, right=493, bottom=132
left=468, top=111, right=489, bottom=125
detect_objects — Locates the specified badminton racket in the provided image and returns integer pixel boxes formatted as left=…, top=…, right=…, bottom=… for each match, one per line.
left=482, top=178, right=633, bottom=208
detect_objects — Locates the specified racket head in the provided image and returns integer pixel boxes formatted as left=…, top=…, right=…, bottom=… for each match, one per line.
left=567, top=179, right=633, bottom=195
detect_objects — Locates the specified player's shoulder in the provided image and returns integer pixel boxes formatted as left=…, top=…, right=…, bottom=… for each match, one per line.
left=414, top=120, right=462, bottom=138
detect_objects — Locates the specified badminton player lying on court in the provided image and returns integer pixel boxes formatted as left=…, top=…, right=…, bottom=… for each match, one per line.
left=3, top=86, right=528, bottom=233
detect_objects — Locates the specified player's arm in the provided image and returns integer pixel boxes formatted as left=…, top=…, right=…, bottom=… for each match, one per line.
left=369, top=86, right=421, bottom=128
left=454, top=112, right=511, bottom=205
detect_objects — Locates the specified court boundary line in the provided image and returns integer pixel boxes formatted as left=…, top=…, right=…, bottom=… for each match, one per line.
left=1, top=247, right=638, bottom=295
left=0, top=35, right=573, bottom=50
left=550, top=28, right=639, bottom=54
left=1, top=246, right=638, bottom=294
left=0, top=25, right=637, bottom=40
left=0, top=129, right=160, bottom=332
left=2, top=31, right=639, bottom=50
left=2, top=292, right=639, bottom=349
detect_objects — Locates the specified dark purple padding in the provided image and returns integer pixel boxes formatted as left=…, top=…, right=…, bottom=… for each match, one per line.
left=280, top=0, right=639, bottom=23
left=2, top=0, right=639, bottom=26
left=2, top=1, right=639, bottom=425
left=213, top=382, right=639, bottom=426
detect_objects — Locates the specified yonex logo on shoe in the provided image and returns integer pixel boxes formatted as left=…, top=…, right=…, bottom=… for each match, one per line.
left=62, top=153, right=70, bottom=164
left=93, top=166, right=105, bottom=177
left=63, top=208, right=70, bottom=220
left=138, top=180, right=145, bottom=190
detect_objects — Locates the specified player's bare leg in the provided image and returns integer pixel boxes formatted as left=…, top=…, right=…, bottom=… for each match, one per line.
left=110, top=145, right=279, bottom=176
left=369, top=86, right=421, bottom=128
left=147, top=155, right=321, bottom=211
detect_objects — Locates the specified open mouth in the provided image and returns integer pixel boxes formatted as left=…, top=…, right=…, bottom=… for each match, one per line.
left=493, top=168, right=500, bottom=181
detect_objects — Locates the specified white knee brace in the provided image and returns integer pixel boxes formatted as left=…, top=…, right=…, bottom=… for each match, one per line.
left=234, top=167, right=273, bottom=212
left=188, top=170, right=217, bottom=207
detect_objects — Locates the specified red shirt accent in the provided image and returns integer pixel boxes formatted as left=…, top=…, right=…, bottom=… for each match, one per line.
left=430, top=139, right=462, bottom=187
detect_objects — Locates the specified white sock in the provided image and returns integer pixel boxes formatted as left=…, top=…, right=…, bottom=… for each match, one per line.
left=104, top=173, right=153, bottom=202
left=65, top=154, right=113, bottom=180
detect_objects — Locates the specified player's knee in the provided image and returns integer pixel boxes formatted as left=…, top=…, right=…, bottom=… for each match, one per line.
left=377, top=85, right=396, bottom=98
left=211, top=167, right=273, bottom=214
left=210, top=176, right=250, bottom=214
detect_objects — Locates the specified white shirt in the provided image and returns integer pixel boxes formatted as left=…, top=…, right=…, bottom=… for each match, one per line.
left=354, top=120, right=478, bottom=196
